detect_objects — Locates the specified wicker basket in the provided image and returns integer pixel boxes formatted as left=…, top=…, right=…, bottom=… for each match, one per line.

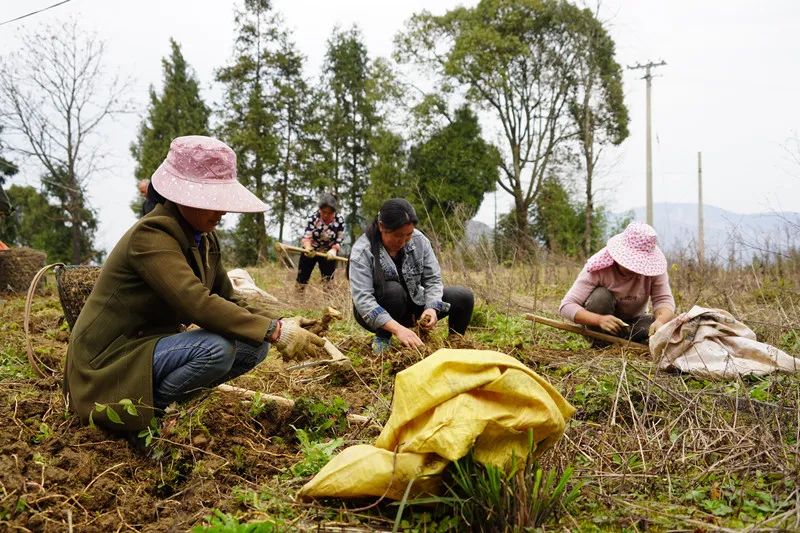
left=0, top=247, right=47, bottom=294
left=55, top=265, right=101, bottom=329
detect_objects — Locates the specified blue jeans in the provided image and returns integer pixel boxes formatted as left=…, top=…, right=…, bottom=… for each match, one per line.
left=152, top=329, right=270, bottom=409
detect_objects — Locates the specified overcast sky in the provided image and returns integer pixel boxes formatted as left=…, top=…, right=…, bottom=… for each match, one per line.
left=1, top=0, right=799, bottom=252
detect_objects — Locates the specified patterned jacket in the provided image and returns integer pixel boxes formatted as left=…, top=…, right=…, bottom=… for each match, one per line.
left=349, top=229, right=450, bottom=330
left=302, top=211, right=345, bottom=251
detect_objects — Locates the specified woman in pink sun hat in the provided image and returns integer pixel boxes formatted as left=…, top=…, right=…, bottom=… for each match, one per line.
left=64, top=136, right=325, bottom=437
left=559, top=221, right=676, bottom=344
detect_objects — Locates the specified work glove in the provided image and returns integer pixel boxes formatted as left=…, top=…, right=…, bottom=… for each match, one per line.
left=274, top=318, right=326, bottom=361
left=326, top=248, right=337, bottom=259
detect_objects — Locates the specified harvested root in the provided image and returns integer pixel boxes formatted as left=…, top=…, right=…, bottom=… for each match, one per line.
left=308, top=306, right=343, bottom=337
left=216, top=383, right=376, bottom=427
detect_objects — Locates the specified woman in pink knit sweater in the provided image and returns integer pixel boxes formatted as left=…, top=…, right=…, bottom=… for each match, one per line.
left=559, top=222, right=676, bottom=343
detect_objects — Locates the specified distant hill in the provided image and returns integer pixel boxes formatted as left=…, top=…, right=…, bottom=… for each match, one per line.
left=616, top=203, right=800, bottom=263
left=467, top=203, right=800, bottom=264
left=465, top=220, right=493, bottom=243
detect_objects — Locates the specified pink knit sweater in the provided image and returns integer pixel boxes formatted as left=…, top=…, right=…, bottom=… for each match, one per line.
left=559, top=265, right=676, bottom=322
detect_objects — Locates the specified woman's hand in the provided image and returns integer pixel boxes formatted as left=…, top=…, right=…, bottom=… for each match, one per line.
left=395, top=325, right=424, bottom=348
left=419, top=308, right=438, bottom=330
left=597, top=315, right=628, bottom=335
left=649, top=307, right=674, bottom=336
left=648, top=320, right=665, bottom=336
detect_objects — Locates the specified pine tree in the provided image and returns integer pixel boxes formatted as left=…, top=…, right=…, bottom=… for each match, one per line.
left=318, top=26, right=378, bottom=242
left=216, top=0, right=280, bottom=264
left=130, top=38, right=210, bottom=213
left=264, top=31, right=314, bottom=242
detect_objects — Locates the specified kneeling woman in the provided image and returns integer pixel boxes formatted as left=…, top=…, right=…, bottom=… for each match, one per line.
left=559, top=222, right=676, bottom=343
left=64, top=136, right=324, bottom=434
left=349, top=198, right=474, bottom=353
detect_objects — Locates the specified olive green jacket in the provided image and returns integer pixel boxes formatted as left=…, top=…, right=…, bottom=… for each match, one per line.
left=63, top=201, right=276, bottom=432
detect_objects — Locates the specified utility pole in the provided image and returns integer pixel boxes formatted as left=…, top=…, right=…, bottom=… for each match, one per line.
left=697, top=151, right=704, bottom=266
left=628, top=60, right=666, bottom=226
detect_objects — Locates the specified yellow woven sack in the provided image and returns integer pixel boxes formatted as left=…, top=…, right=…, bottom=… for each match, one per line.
left=299, top=348, right=575, bottom=500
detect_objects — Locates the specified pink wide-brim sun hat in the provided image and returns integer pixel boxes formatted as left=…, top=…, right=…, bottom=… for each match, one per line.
left=605, top=222, right=667, bottom=276
left=151, top=135, right=267, bottom=213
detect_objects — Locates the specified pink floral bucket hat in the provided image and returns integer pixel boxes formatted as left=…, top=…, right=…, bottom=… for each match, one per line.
left=151, top=136, right=267, bottom=213
left=585, top=222, right=667, bottom=276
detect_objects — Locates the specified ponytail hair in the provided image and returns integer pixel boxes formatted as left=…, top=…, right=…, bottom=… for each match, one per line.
left=362, top=198, right=419, bottom=298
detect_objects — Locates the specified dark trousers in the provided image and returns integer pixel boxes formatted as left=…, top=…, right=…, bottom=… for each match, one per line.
left=584, top=286, right=653, bottom=343
left=355, top=281, right=474, bottom=339
left=296, top=254, right=337, bottom=284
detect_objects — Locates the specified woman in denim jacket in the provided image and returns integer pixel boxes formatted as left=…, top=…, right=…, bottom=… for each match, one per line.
left=349, top=198, right=474, bottom=353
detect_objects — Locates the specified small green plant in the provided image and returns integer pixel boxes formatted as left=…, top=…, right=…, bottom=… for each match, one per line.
left=249, top=392, right=267, bottom=418
left=780, top=329, right=800, bottom=354
left=88, top=398, right=139, bottom=427
left=137, top=417, right=160, bottom=447
left=289, top=428, right=343, bottom=478
left=32, top=422, right=52, bottom=444
left=292, top=395, right=349, bottom=439
left=193, top=509, right=280, bottom=532
left=470, top=305, right=530, bottom=350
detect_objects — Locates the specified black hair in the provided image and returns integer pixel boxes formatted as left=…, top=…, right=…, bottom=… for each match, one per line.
left=147, top=181, right=167, bottom=205
left=361, top=198, right=419, bottom=298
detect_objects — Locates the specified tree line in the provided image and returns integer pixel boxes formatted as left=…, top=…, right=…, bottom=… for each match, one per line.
left=0, top=0, right=628, bottom=265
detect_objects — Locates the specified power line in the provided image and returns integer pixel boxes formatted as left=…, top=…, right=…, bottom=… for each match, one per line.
left=0, top=0, right=73, bottom=28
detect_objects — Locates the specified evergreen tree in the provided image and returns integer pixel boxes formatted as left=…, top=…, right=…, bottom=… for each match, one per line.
left=1, top=184, right=73, bottom=261
left=216, top=0, right=280, bottom=264
left=362, top=128, right=412, bottom=220
left=407, top=106, right=500, bottom=243
left=318, top=26, right=378, bottom=242
left=130, top=38, right=210, bottom=214
left=264, top=31, right=314, bottom=242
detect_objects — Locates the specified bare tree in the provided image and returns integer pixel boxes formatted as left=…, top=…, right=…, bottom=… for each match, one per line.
left=0, top=20, right=129, bottom=263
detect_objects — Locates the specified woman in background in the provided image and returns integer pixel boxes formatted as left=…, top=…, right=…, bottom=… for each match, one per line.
left=296, top=192, right=345, bottom=291
left=349, top=198, right=474, bottom=353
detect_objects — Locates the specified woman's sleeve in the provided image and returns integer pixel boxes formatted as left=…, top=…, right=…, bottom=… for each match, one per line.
left=420, top=237, right=445, bottom=310
left=129, top=222, right=271, bottom=344
left=559, top=268, right=598, bottom=321
left=349, top=249, right=392, bottom=330
left=650, top=272, right=676, bottom=312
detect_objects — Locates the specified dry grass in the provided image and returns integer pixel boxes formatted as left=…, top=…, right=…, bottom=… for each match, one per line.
left=1, top=246, right=799, bottom=531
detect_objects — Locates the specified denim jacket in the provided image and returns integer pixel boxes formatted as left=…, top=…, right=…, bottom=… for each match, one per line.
left=349, top=229, right=450, bottom=330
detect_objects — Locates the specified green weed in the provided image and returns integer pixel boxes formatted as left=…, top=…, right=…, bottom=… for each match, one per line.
left=399, top=432, right=580, bottom=531
left=32, top=422, right=52, bottom=444
left=292, top=395, right=349, bottom=439
left=289, top=428, right=342, bottom=478
left=470, top=305, right=530, bottom=350
left=193, top=509, right=281, bottom=532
